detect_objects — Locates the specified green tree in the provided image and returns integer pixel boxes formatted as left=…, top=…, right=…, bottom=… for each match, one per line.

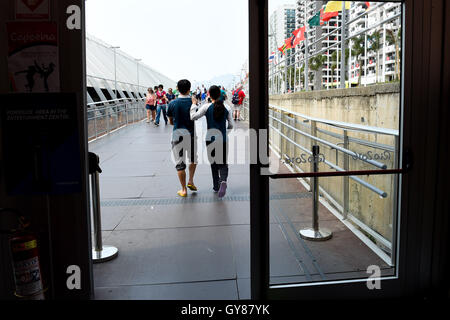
left=368, top=31, right=382, bottom=83
left=299, top=65, right=305, bottom=90
left=351, top=35, right=365, bottom=86
left=331, top=51, right=338, bottom=88
left=309, top=55, right=327, bottom=90
left=386, top=27, right=401, bottom=81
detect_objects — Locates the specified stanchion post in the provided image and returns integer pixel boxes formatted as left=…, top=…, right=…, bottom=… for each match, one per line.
left=299, top=145, right=333, bottom=241
left=89, top=153, right=118, bottom=263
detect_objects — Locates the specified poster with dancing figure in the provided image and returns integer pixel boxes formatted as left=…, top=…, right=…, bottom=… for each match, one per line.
left=6, top=22, right=60, bottom=93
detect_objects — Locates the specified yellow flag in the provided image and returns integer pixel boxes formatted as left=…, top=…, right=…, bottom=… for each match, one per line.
left=324, top=1, right=351, bottom=13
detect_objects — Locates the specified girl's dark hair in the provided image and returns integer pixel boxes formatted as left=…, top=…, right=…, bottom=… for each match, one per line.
left=209, top=85, right=225, bottom=121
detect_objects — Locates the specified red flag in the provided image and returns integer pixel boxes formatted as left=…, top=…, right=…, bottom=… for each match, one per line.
left=285, top=36, right=294, bottom=49
left=320, top=8, right=339, bottom=22
left=291, top=26, right=306, bottom=47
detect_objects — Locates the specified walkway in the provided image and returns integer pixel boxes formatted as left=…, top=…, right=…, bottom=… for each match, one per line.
left=89, top=112, right=392, bottom=300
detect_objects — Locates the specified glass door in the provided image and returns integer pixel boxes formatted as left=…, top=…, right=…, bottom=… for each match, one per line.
left=249, top=0, right=407, bottom=299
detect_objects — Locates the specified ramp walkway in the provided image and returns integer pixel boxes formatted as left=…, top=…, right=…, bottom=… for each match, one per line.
left=89, top=113, right=391, bottom=300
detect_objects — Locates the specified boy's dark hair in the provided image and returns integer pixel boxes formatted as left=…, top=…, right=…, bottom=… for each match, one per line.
left=158, top=84, right=163, bottom=89
left=177, top=79, right=191, bottom=95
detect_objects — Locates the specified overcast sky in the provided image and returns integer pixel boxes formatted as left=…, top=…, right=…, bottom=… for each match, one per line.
left=86, top=0, right=292, bottom=83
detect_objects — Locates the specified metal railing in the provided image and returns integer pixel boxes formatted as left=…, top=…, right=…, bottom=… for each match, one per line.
left=240, top=99, right=398, bottom=263
left=268, top=103, right=399, bottom=262
left=87, top=97, right=146, bottom=141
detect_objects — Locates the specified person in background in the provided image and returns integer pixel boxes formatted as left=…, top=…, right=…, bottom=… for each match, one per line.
left=155, top=84, right=169, bottom=126
left=167, top=79, right=198, bottom=197
left=201, top=88, right=207, bottom=102
left=231, top=84, right=246, bottom=121
left=166, top=88, right=176, bottom=104
left=173, top=86, right=180, bottom=99
left=196, top=87, right=202, bottom=101
left=190, top=85, right=234, bottom=198
left=220, top=86, right=227, bottom=102
left=145, top=88, right=157, bottom=123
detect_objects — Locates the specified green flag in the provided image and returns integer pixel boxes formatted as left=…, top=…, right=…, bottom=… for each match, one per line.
left=308, top=11, right=321, bottom=27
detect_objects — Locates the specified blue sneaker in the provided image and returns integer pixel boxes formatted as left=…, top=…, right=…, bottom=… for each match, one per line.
left=218, top=181, right=227, bottom=198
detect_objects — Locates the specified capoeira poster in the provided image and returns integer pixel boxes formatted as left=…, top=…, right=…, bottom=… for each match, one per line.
left=6, top=22, right=60, bottom=93
left=15, top=0, right=50, bottom=20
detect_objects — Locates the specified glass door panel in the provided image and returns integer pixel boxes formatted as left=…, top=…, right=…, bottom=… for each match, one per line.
left=266, top=0, right=403, bottom=288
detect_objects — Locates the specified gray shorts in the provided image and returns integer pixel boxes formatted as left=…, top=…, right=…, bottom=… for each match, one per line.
left=171, top=135, right=197, bottom=171
left=233, top=104, right=242, bottom=111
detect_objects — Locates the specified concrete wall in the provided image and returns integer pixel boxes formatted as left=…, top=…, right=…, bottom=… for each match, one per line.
left=269, top=83, right=400, bottom=251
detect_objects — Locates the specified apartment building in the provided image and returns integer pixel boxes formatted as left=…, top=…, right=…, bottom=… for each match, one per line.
left=348, top=2, right=402, bottom=85
left=296, top=0, right=344, bottom=90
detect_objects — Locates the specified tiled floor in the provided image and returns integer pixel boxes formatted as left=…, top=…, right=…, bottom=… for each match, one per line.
left=89, top=116, right=392, bottom=300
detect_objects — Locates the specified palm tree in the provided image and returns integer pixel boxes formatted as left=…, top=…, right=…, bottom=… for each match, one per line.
left=330, top=48, right=350, bottom=88
left=331, top=51, right=338, bottom=88
left=287, top=66, right=296, bottom=91
left=351, top=35, right=365, bottom=86
left=386, top=27, right=401, bottom=81
left=368, top=31, right=382, bottom=83
left=299, top=64, right=305, bottom=90
left=309, top=55, right=327, bottom=90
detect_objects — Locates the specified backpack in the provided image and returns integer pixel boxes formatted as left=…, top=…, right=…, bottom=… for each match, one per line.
left=232, top=90, right=240, bottom=105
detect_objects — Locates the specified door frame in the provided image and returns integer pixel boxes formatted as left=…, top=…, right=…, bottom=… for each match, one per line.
left=248, top=0, right=449, bottom=299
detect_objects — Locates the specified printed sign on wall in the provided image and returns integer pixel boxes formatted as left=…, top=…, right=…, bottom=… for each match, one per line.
left=6, top=22, right=60, bottom=93
left=15, top=0, right=50, bottom=20
left=1, top=93, right=82, bottom=196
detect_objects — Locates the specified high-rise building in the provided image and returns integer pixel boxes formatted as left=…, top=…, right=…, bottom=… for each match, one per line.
left=269, top=4, right=297, bottom=57
left=269, top=3, right=297, bottom=92
left=296, top=0, right=344, bottom=90
left=348, top=2, right=402, bottom=85
left=293, top=1, right=402, bottom=90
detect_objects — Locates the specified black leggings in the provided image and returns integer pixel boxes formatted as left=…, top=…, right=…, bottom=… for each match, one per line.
left=206, top=141, right=228, bottom=191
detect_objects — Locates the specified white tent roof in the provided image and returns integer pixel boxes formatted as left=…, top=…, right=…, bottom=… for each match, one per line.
left=86, top=34, right=176, bottom=93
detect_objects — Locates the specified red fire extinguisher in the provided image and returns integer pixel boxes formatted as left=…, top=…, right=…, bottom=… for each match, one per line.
left=1, top=209, right=47, bottom=300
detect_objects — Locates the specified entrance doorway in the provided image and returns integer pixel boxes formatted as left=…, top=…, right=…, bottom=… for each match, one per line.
left=85, top=0, right=252, bottom=299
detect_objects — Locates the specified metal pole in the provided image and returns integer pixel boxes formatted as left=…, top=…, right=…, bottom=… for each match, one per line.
left=89, top=153, right=118, bottom=263
left=91, top=171, right=102, bottom=252
left=284, top=55, right=287, bottom=93
left=340, top=2, right=347, bottom=89
left=391, top=135, right=399, bottom=265
left=343, top=130, right=349, bottom=219
left=304, top=12, right=309, bottom=91
left=110, top=46, right=120, bottom=99
left=364, top=16, right=368, bottom=87
left=300, top=145, right=333, bottom=241
left=94, top=113, right=97, bottom=140
left=106, top=107, right=110, bottom=134
left=114, top=49, right=117, bottom=98
left=310, top=120, right=317, bottom=178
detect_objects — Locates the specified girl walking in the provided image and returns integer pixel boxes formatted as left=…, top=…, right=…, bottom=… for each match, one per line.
left=190, top=85, right=234, bottom=198
left=146, top=88, right=157, bottom=123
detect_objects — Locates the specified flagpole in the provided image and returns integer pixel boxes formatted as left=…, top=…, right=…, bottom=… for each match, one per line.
left=304, top=5, right=309, bottom=92
left=285, top=45, right=288, bottom=93
left=365, top=14, right=368, bottom=87
left=340, top=1, right=347, bottom=89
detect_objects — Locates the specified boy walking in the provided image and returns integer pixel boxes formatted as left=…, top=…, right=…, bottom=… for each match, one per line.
left=167, top=79, right=198, bottom=197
